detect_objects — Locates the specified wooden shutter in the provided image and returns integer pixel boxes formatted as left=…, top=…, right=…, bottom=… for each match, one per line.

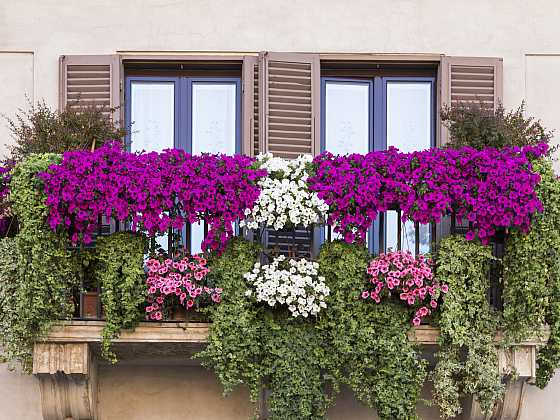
left=59, top=55, right=121, bottom=120
left=439, top=56, right=503, bottom=144
left=242, top=55, right=259, bottom=156
left=260, top=52, right=320, bottom=158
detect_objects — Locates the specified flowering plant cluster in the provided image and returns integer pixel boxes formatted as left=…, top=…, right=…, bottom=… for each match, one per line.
left=39, top=142, right=266, bottom=251
left=240, top=154, right=328, bottom=231
left=243, top=255, right=330, bottom=318
left=308, top=143, right=547, bottom=244
left=362, top=250, right=448, bottom=325
left=144, top=254, right=221, bottom=320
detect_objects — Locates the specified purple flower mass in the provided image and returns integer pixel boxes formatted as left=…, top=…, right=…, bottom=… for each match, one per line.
left=308, top=143, right=547, bottom=244
left=38, top=142, right=267, bottom=251
left=38, top=141, right=547, bottom=250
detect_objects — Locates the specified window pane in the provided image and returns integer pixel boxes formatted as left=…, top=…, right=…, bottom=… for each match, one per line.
left=191, top=82, right=238, bottom=253
left=386, top=82, right=432, bottom=152
left=385, top=81, right=432, bottom=253
left=325, top=82, right=370, bottom=155
left=324, top=81, right=371, bottom=244
left=130, top=82, right=175, bottom=152
left=386, top=211, right=430, bottom=255
left=192, top=83, right=237, bottom=155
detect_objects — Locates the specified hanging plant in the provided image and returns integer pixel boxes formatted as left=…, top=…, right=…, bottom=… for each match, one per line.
left=145, top=254, right=221, bottom=321
left=0, top=154, right=78, bottom=372
left=244, top=255, right=329, bottom=318
left=362, top=250, right=448, bottom=325
left=96, top=232, right=146, bottom=362
left=432, top=235, right=503, bottom=418
left=502, top=158, right=560, bottom=387
left=198, top=238, right=337, bottom=420
left=240, top=153, right=328, bottom=231
left=317, top=241, right=427, bottom=420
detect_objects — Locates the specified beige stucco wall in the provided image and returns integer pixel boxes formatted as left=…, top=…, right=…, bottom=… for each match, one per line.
left=1, top=1, right=560, bottom=419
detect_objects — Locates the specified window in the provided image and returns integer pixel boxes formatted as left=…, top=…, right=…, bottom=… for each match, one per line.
left=125, top=75, right=241, bottom=253
left=321, top=74, right=435, bottom=255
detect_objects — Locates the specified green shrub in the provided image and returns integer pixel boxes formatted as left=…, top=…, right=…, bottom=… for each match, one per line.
left=5, top=100, right=126, bottom=162
left=442, top=101, right=552, bottom=150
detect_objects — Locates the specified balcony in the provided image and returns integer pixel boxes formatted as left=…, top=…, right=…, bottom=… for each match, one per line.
left=1, top=141, right=556, bottom=420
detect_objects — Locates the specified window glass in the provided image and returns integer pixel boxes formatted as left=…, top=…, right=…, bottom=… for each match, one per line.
left=323, top=81, right=371, bottom=243
left=325, top=81, right=370, bottom=155
left=130, top=82, right=175, bottom=152
left=386, top=211, right=430, bottom=254
left=386, top=82, right=432, bottom=152
left=385, top=81, right=432, bottom=253
left=191, top=82, right=238, bottom=253
left=192, top=83, right=237, bottom=155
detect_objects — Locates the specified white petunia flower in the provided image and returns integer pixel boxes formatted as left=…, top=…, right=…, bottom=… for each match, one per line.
left=243, top=256, right=330, bottom=318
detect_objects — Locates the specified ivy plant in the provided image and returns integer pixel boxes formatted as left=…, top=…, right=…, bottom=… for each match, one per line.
left=200, top=238, right=427, bottom=420
left=0, top=154, right=78, bottom=371
left=317, top=240, right=427, bottom=420
left=95, top=232, right=147, bottom=363
left=198, top=238, right=336, bottom=420
left=432, top=235, right=503, bottom=418
left=502, top=158, right=560, bottom=387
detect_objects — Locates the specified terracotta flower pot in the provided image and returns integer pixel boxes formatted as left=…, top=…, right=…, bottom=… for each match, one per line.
left=81, top=292, right=100, bottom=319
left=170, top=305, right=188, bottom=321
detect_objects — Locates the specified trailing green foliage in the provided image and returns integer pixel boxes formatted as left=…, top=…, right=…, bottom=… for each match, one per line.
left=200, top=238, right=427, bottom=420
left=95, top=232, right=147, bottom=363
left=317, top=241, right=427, bottom=420
left=442, top=101, right=552, bottom=150
left=199, top=238, right=336, bottom=419
left=0, top=154, right=77, bottom=371
left=432, top=235, right=502, bottom=418
left=502, top=159, right=560, bottom=387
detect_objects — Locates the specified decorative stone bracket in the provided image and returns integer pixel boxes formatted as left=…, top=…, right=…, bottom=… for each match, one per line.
left=33, top=343, right=97, bottom=420
left=32, top=322, right=547, bottom=420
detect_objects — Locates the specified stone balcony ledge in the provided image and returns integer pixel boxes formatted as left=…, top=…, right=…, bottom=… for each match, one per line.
left=32, top=321, right=549, bottom=420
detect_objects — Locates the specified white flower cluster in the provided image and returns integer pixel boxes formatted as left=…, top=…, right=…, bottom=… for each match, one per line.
left=240, top=153, right=329, bottom=231
left=243, top=255, right=330, bottom=318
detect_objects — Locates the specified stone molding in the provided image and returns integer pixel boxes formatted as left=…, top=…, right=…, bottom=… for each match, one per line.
left=32, top=321, right=548, bottom=420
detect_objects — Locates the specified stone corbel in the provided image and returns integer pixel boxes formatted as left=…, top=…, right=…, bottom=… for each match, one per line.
left=465, top=345, right=537, bottom=420
left=33, top=342, right=97, bottom=420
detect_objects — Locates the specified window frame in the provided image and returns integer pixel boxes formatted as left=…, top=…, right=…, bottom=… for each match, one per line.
left=124, top=74, right=242, bottom=253
left=319, top=75, right=437, bottom=255
left=125, top=76, right=182, bottom=151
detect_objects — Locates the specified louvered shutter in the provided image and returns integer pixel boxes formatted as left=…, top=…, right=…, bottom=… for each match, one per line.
left=258, top=53, right=321, bottom=258
left=440, top=56, right=503, bottom=144
left=260, top=52, right=320, bottom=158
left=59, top=55, right=121, bottom=120
left=242, top=56, right=259, bottom=156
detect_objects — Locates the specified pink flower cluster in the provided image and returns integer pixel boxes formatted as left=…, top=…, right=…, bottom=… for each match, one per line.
left=38, top=142, right=266, bottom=251
left=362, top=250, right=448, bottom=325
left=145, top=254, right=221, bottom=320
left=308, top=144, right=547, bottom=244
